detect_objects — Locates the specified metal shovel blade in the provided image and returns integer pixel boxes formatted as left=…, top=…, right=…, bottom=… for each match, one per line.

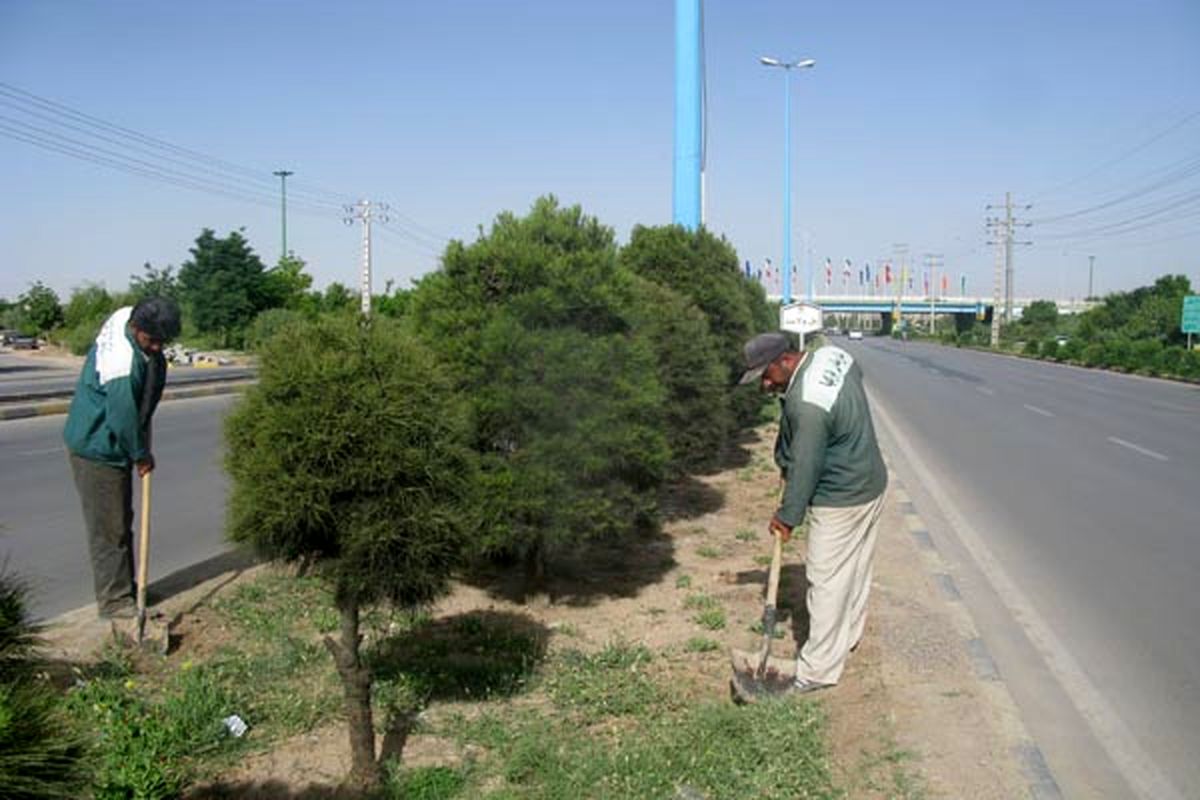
left=729, top=648, right=796, bottom=703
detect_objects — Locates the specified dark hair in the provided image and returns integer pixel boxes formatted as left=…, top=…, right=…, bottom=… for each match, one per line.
left=130, top=297, right=182, bottom=342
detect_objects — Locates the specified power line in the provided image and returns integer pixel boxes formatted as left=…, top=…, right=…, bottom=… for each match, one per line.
left=1029, top=109, right=1200, bottom=202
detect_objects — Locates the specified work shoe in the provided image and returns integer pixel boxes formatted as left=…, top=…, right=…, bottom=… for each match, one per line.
left=790, top=677, right=833, bottom=695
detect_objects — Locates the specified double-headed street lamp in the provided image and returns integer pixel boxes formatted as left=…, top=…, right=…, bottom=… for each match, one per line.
left=760, top=56, right=815, bottom=305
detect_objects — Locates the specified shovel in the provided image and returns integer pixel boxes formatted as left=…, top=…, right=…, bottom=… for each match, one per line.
left=729, top=525, right=796, bottom=703
left=131, top=471, right=170, bottom=654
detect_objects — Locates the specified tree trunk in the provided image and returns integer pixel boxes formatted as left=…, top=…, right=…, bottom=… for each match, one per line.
left=324, top=595, right=379, bottom=789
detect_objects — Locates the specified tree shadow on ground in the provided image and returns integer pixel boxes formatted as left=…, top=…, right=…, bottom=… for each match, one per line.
left=366, top=609, right=550, bottom=705
left=658, top=474, right=725, bottom=522
left=732, top=563, right=809, bottom=648
left=460, top=525, right=677, bottom=607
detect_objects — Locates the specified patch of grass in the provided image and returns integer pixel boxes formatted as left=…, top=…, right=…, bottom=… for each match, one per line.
left=684, top=637, right=720, bottom=653
left=694, top=608, right=726, bottom=631
left=754, top=554, right=773, bottom=567
left=542, top=642, right=662, bottom=722
left=674, top=574, right=693, bottom=590
left=696, top=545, right=722, bottom=559
left=433, top=694, right=837, bottom=798
left=735, top=529, right=758, bottom=542
left=65, top=660, right=250, bottom=799
left=682, top=593, right=719, bottom=611
left=384, top=763, right=469, bottom=800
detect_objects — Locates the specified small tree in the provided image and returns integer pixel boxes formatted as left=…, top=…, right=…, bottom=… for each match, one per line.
left=225, top=315, right=468, bottom=788
left=262, top=254, right=314, bottom=310
left=128, top=262, right=179, bottom=302
left=15, top=282, right=63, bottom=335
left=178, top=228, right=271, bottom=346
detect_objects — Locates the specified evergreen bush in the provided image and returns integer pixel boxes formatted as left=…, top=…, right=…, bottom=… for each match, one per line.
left=225, top=314, right=469, bottom=789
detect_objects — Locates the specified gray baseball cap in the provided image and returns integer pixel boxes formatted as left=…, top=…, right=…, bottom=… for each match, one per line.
left=738, top=332, right=791, bottom=385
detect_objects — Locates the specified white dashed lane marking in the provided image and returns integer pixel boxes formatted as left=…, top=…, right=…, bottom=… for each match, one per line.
left=1107, top=436, right=1169, bottom=462
left=1022, top=404, right=1055, bottom=418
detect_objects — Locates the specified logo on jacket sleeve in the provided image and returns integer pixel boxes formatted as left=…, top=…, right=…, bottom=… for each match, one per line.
left=802, top=347, right=853, bottom=412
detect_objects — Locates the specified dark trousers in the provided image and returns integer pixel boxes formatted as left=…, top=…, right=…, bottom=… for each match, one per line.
left=68, top=453, right=135, bottom=615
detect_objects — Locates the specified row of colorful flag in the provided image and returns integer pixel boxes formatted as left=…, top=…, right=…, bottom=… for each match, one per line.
left=744, top=258, right=969, bottom=295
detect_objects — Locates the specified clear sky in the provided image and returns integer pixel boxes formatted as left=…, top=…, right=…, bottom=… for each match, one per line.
left=2, top=0, right=1198, bottom=305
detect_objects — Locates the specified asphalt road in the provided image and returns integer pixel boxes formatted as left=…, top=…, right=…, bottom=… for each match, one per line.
left=848, top=336, right=1200, bottom=800
left=0, top=351, right=253, bottom=401
left=0, top=394, right=236, bottom=621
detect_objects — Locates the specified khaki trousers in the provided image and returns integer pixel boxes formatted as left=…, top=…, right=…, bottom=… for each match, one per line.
left=795, top=490, right=887, bottom=685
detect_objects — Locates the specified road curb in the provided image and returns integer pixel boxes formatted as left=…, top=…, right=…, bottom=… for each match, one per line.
left=0, top=380, right=253, bottom=422
left=886, top=476, right=1065, bottom=800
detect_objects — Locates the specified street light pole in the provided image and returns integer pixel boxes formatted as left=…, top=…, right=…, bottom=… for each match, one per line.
left=760, top=56, right=815, bottom=306
left=273, top=169, right=293, bottom=260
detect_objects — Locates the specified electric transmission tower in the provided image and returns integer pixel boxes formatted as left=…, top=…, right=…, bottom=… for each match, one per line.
left=986, top=192, right=1033, bottom=343
left=344, top=200, right=390, bottom=316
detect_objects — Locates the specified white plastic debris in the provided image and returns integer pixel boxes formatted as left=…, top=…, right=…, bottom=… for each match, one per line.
left=222, top=714, right=248, bottom=738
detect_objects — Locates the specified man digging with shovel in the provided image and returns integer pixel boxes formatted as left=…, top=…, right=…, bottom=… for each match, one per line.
left=63, top=297, right=180, bottom=649
left=731, top=332, right=887, bottom=702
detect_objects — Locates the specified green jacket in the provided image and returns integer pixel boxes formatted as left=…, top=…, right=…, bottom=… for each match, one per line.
left=63, top=307, right=165, bottom=468
left=773, top=344, right=887, bottom=526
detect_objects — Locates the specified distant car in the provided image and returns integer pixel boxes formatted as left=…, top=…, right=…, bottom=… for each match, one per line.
left=848, top=330, right=864, bottom=341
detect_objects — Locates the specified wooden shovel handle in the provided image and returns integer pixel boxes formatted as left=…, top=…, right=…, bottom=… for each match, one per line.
left=137, top=471, right=151, bottom=612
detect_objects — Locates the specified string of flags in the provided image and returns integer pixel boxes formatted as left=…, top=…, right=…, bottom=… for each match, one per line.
left=745, top=257, right=971, bottom=299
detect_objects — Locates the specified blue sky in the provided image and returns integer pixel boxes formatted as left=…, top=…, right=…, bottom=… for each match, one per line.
left=2, top=0, right=1198, bottom=305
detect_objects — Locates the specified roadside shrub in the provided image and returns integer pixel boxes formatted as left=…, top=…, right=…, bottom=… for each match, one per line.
left=1156, top=346, right=1184, bottom=376
left=1081, top=342, right=1106, bottom=368
left=1182, top=349, right=1200, bottom=380
left=1060, top=338, right=1084, bottom=363
left=1040, top=338, right=1059, bottom=360
left=226, top=314, right=470, bottom=789
left=1103, top=338, right=1132, bottom=371
left=244, top=307, right=308, bottom=352
left=1022, top=339, right=1040, bottom=357
left=618, top=224, right=773, bottom=428
left=1129, top=339, right=1162, bottom=375
left=409, top=197, right=669, bottom=582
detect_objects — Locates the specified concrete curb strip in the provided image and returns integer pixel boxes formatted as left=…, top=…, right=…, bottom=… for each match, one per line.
left=0, top=380, right=254, bottom=422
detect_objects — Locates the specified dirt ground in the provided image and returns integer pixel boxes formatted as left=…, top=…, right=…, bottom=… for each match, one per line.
left=45, top=422, right=1032, bottom=798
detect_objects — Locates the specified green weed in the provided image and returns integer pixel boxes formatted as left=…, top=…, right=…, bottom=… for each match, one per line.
left=674, top=574, right=693, bottom=589
left=543, top=642, right=662, bottom=721
left=684, top=637, right=720, bottom=653
left=735, top=529, right=758, bottom=542
left=694, top=608, right=726, bottom=631
left=696, top=545, right=722, bottom=559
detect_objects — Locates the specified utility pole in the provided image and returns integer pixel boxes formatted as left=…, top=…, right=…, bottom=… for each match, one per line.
left=1088, top=255, right=1095, bottom=300
left=986, top=192, right=1032, bottom=324
left=273, top=170, right=293, bottom=260
left=344, top=200, right=389, bottom=316
left=893, top=242, right=908, bottom=330
left=924, top=253, right=943, bottom=334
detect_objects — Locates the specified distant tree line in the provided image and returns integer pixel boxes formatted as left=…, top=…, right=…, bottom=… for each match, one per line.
left=0, top=228, right=365, bottom=353
left=943, top=274, right=1200, bottom=379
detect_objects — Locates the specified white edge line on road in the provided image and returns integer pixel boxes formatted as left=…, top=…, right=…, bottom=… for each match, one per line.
left=867, top=387, right=1185, bottom=800
left=1107, top=437, right=1169, bottom=462
left=1022, top=404, right=1055, bottom=418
